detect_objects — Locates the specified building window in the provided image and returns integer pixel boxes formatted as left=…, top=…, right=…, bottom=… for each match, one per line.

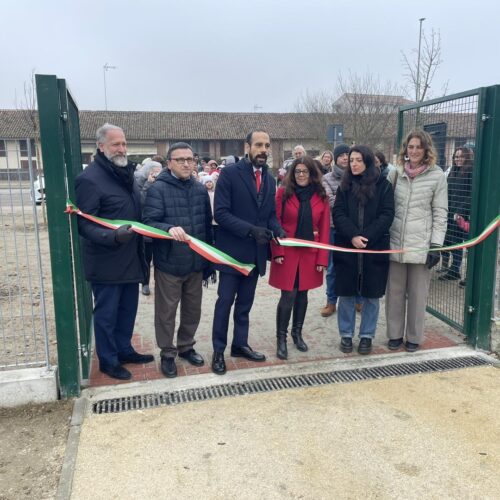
left=19, top=139, right=36, bottom=157
left=0, top=140, right=6, bottom=157
left=220, top=140, right=244, bottom=158
left=20, top=159, right=37, bottom=170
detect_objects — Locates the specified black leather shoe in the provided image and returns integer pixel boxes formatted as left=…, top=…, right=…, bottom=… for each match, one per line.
left=100, top=364, right=131, bottom=380
left=405, top=341, right=419, bottom=353
left=340, top=337, right=353, bottom=353
left=358, top=338, right=372, bottom=355
left=212, top=352, right=226, bottom=375
left=178, top=349, right=204, bottom=366
left=160, top=357, right=177, bottom=378
left=118, top=351, right=154, bottom=364
left=230, top=345, right=266, bottom=362
left=388, top=338, right=404, bottom=350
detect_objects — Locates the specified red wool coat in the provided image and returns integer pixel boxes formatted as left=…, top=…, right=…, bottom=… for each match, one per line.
left=269, top=187, right=330, bottom=291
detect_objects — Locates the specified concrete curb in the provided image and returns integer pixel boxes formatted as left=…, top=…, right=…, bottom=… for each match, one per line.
left=55, top=396, right=88, bottom=500
left=82, top=344, right=497, bottom=414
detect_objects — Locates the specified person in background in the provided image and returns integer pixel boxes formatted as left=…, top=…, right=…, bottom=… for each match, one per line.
left=438, top=147, right=474, bottom=283
left=75, top=123, right=153, bottom=380
left=269, top=156, right=329, bottom=359
left=207, top=160, right=218, bottom=174
left=283, top=145, right=307, bottom=173
left=333, top=146, right=394, bottom=355
left=319, top=150, right=334, bottom=175
left=374, top=151, right=392, bottom=178
left=137, top=160, right=163, bottom=296
left=385, top=130, right=447, bottom=352
left=202, top=174, right=218, bottom=242
left=319, top=143, right=350, bottom=317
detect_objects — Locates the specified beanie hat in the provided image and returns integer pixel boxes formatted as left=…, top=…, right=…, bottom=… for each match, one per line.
left=225, top=155, right=236, bottom=166
left=333, top=144, right=350, bottom=163
left=201, top=175, right=214, bottom=185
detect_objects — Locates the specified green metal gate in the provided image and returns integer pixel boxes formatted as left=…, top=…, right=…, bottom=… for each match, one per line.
left=36, top=74, right=93, bottom=397
left=397, top=85, right=500, bottom=350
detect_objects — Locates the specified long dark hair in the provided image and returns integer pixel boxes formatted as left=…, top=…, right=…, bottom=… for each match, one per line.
left=450, top=147, right=474, bottom=177
left=340, top=145, right=379, bottom=205
left=283, top=155, right=326, bottom=201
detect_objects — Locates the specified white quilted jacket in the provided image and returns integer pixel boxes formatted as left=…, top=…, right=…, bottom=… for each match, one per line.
left=387, top=165, right=448, bottom=264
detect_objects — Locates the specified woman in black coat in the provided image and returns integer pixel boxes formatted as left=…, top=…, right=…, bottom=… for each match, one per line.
left=332, top=145, right=395, bottom=355
left=438, top=147, right=474, bottom=282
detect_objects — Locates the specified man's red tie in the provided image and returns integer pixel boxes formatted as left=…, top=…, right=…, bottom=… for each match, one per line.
left=255, top=169, right=261, bottom=193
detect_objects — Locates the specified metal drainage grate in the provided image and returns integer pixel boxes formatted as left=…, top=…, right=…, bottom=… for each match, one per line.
left=92, top=355, right=491, bottom=414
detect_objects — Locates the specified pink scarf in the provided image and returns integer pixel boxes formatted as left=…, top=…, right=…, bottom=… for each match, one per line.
left=404, top=161, right=429, bottom=179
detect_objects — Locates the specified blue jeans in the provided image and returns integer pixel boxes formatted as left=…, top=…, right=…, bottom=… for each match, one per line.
left=337, top=296, right=380, bottom=338
left=325, top=228, right=338, bottom=304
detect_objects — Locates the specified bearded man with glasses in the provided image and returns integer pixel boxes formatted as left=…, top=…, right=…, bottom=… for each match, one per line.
left=143, top=142, right=214, bottom=378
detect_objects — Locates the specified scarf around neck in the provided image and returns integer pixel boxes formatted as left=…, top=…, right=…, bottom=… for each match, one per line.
left=404, top=161, right=429, bottom=179
left=294, top=184, right=315, bottom=240
left=96, top=150, right=135, bottom=192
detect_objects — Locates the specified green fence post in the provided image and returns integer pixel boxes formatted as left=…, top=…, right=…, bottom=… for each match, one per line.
left=467, top=85, right=500, bottom=349
left=57, top=78, right=94, bottom=379
left=36, top=74, right=81, bottom=397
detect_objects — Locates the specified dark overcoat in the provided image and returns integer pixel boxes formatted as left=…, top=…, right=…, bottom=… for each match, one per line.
left=332, top=175, right=394, bottom=298
left=142, top=169, right=212, bottom=277
left=214, top=158, right=282, bottom=276
left=444, top=166, right=473, bottom=244
left=269, top=188, right=330, bottom=291
left=75, top=152, right=146, bottom=284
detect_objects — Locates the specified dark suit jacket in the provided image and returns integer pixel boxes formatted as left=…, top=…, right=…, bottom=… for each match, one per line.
left=214, top=158, right=282, bottom=276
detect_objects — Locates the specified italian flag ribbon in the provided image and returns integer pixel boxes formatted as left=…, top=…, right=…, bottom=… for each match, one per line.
left=276, top=215, right=500, bottom=254
left=66, top=201, right=499, bottom=272
left=65, top=201, right=255, bottom=276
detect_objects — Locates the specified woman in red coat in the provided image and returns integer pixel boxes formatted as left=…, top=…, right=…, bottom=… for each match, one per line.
left=269, top=156, right=330, bottom=360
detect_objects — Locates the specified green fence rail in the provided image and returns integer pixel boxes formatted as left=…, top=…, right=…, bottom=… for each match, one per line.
left=398, top=85, right=500, bottom=349
left=36, top=74, right=93, bottom=397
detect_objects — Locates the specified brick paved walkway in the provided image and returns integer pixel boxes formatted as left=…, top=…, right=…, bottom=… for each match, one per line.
left=89, top=273, right=465, bottom=387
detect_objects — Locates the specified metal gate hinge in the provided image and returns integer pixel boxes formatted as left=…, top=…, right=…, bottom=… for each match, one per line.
left=61, top=111, right=68, bottom=122
left=467, top=305, right=476, bottom=314
left=481, top=114, right=490, bottom=122
left=80, top=345, right=89, bottom=357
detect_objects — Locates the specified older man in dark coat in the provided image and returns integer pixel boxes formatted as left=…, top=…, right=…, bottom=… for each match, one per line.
left=75, top=123, right=153, bottom=380
left=211, top=130, right=286, bottom=375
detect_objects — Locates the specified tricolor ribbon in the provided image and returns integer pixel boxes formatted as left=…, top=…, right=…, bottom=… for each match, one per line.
left=276, top=215, right=500, bottom=254
left=66, top=200, right=499, bottom=271
left=65, top=201, right=255, bottom=276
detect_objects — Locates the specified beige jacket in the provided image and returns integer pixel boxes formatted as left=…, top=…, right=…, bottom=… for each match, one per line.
left=387, top=165, right=448, bottom=264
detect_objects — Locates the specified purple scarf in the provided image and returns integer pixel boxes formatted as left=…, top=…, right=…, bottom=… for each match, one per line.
left=404, top=161, right=429, bottom=179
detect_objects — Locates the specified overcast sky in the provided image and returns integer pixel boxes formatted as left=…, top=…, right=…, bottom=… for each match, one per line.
left=1, top=0, right=499, bottom=113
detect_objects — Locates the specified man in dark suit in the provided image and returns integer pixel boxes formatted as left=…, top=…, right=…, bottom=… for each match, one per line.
left=211, top=130, right=285, bottom=375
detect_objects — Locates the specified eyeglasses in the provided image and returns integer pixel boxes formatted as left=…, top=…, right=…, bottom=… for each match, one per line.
left=170, top=157, right=195, bottom=165
left=294, top=169, right=310, bottom=176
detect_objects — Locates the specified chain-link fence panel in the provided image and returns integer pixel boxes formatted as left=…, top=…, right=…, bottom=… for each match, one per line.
left=399, top=92, right=480, bottom=331
left=0, top=140, right=53, bottom=369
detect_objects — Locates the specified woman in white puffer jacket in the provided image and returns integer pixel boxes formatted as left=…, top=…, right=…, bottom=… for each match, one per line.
left=385, top=130, right=448, bottom=352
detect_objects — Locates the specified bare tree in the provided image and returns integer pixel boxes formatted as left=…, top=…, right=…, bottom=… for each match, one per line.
left=295, top=71, right=406, bottom=154
left=16, top=69, right=46, bottom=221
left=402, top=29, right=448, bottom=102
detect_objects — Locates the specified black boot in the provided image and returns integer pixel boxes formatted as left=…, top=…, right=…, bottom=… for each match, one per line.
left=276, top=295, right=293, bottom=360
left=291, top=292, right=308, bottom=352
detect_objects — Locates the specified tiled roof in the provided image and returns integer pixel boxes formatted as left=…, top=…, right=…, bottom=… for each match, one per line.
left=0, top=109, right=477, bottom=141
left=0, top=109, right=325, bottom=141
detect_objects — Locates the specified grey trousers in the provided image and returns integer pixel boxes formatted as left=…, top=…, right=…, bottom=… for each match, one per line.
left=154, top=269, right=202, bottom=358
left=385, top=261, right=431, bottom=344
